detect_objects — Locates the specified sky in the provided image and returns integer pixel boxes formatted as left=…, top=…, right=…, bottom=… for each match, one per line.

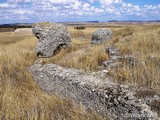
left=0, top=0, right=160, bottom=23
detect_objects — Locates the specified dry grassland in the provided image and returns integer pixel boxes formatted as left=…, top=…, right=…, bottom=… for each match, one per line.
left=0, top=24, right=160, bottom=119
left=48, top=24, right=160, bottom=89
left=0, top=32, right=103, bottom=119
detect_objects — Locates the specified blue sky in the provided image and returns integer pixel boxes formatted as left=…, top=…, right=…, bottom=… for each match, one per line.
left=0, top=0, right=160, bottom=23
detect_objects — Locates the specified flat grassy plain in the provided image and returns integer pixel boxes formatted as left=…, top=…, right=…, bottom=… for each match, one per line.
left=0, top=23, right=160, bottom=119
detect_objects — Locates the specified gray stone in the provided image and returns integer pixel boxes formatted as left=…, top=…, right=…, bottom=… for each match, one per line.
left=105, top=45, right=120, bottom=59
left=32, top=22, right=71, bottom=57
left=29, top=62, right=159, bottom=120
left=91, top=28, right=112, bottom=44
left=103, top=54, right=136, bottom=70
left=103, top=45, right=121, bottom=69
left=102, top=59, right=121, bottom=70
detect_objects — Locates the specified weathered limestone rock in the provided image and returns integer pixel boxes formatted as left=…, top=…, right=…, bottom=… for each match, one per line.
left=103, top=45, right=121, bottom=69
left=29, top=62, right=159, bottom=120
left=32, top=22, right=71, bottom=57
left=91, top=28, right=112, bottom=44
left=102, top=59, right=121, bottom=69
left=105, top=45, right=120, bottom=59
left=103, top=45, right=137, bottom=69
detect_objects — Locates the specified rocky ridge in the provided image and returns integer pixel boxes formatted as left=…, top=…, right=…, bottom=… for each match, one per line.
left=30, top=22, right=160, bottom=119
left=29, top=61, right=159, bottom=120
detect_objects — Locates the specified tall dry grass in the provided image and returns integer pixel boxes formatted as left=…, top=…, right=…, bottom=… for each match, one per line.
left=48, top=25, right=160, bottom=89
left=0, top=33, right=104, bottom=120
left=0, top=24, right=159, bottom=119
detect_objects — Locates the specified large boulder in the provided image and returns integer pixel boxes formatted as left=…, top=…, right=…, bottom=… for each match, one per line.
left=91, top=28, right=112, bottom=44
left=32, top=22, right=71, bottom=57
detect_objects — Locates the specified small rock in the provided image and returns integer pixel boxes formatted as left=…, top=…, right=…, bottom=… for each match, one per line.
left=105, top=45, right=120, bottom=59
left=102, top=60, right=120, bottom=69
left=91, top=28, right=112, bottom=44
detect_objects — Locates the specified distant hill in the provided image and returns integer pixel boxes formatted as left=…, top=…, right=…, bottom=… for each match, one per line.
left=0, top=23, right=32, bottom=28
left=108, top=20, right=160, bottom=22
left=0, top=23, right=32, bottom=32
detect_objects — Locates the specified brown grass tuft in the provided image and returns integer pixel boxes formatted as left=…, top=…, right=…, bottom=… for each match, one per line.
left=150, top=99, right=160, bottom=116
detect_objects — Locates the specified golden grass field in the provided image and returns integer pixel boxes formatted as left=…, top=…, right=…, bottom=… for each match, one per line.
left=0, top=32, right=104, bottom=119
left=0, top=24, right=160, bottom=119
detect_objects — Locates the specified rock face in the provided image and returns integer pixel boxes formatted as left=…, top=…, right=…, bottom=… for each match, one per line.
left=32, top=22, right=71, bottom=57
left=29, top=62, right=159, bottom=120
left=91, top=28, right=112, bottom=44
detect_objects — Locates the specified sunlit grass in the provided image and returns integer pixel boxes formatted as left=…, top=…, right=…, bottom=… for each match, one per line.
left=0, top=33, right=103, bottom=120
left=0, top=24, right=160, bottom=119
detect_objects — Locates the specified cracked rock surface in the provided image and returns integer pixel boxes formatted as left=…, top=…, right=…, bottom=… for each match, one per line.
left=29, top=62, right=159, bottom=120
left=91, top=28, right=112, bottom=44
left=32, top=22, right=71, bottom=57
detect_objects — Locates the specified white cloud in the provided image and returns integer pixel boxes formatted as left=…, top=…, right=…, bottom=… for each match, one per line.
left=13, top=9, right=33, bottom=14
left=0, top=3, right=16, bottom=9
left=73, top=1, right=81, bottom=9
left=127, top=3, right=132, bottom=7
left=88, top=0, right=94, bottom=3
left=49, top=0, right=76, bottom=4
left=100, top=0, right=122, bottom=7
left=0, top=3, right=10, bottom=8
left=133, top=5, right=140, bottom=11
left=0, top=0, right=160, bottom=23
left=83, top=3, right=90, bottom=8
left=7, top=0, right=32, bottom=3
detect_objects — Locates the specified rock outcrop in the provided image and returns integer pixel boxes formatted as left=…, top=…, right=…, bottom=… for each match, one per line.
left=29, top=62, right=159, bottom=120
left=32, top=22, right=71, bottom=57
left=103, top=45, right=137, bottom=69
left=91, top=28, right=112, bottom=44
left=30, top=23, right=159, bottom=120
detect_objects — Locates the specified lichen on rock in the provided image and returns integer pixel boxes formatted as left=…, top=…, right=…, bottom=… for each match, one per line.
left=32, top=22, right=71, bottom=58
left=91, top=28, right=112, bottom=44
